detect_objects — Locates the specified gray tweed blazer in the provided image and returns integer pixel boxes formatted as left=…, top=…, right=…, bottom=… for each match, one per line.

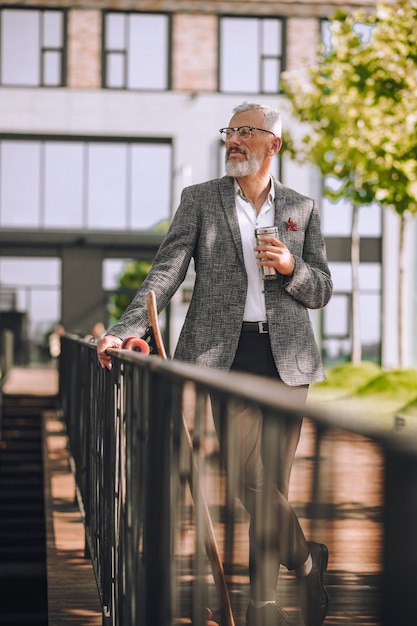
left=108, top=175, right=333, bottom=386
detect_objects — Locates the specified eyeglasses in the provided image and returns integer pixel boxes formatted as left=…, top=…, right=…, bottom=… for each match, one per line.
left=219, top=126, right=276, bottom=141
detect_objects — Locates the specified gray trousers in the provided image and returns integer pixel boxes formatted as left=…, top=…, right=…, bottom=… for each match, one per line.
left=212, top=330, right=310, bottom=600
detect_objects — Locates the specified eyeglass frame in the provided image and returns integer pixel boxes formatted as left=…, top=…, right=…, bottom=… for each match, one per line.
left=219, top=126, right=277, bottom=141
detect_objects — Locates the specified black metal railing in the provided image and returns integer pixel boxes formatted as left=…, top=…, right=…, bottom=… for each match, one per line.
left=58, top=334, right=417, bottom=626
left=0, top=328, right=14, bottom=439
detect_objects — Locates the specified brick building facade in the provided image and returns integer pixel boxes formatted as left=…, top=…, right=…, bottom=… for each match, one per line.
left=3, top=0, right=413, bottom=369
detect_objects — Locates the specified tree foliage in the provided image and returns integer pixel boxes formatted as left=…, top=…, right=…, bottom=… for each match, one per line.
left=281, top=0, right=417, bottom=365
left=282, top=0, right=417, bottom=214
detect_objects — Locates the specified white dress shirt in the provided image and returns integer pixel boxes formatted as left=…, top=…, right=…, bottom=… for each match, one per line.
left=235, top=178, right=275, bottom=322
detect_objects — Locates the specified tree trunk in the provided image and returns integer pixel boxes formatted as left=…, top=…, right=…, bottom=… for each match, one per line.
left=398, top=213, right=406, bottom=368
left=351, top=204, right=361, bottom=364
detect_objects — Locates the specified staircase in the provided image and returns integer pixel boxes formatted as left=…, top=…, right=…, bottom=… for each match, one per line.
left=0, top=393, right=56, bottom=625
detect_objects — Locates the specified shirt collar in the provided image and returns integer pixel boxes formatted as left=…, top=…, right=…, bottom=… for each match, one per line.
left=234, top=176, right=275, bottom=203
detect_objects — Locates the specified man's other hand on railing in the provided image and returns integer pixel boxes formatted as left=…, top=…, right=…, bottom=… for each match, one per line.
left=97, top=335, right=122, bottom=370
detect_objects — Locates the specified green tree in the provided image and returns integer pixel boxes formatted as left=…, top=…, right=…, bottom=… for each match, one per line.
left=281, top=0, right=417, bottom=366
left=109, top=260, right=152, bottom=323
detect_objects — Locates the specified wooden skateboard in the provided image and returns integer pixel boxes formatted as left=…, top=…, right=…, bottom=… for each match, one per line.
left=124, top=290, right=235, bottom=626
left=121, top=291, right=167, bottom=358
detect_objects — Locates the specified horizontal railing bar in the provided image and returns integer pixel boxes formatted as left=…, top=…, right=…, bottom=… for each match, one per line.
left=102, top=345, right=417, bottom=456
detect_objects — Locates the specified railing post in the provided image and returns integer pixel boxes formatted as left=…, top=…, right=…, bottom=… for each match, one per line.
left=0, top=328, right=14, bottom=377
left=382, top=446, right=417, bottom=624
left=144, top=374, right=173, bottom=626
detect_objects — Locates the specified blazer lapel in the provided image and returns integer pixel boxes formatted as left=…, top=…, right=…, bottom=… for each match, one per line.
left=273, top=179, right=288, bottom=241
left=219, top=176, right=245, bottom=266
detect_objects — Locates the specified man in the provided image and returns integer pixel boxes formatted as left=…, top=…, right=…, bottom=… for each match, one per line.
left=97, top=102, right=333, bottom=626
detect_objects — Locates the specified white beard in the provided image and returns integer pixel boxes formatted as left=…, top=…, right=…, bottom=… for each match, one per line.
left=225, top=152, right=261, bottom=177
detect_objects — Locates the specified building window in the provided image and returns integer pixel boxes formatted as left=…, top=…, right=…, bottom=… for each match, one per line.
left=0, top=8, right=65, bottom=87
left=0, top=257, right=61, bottom=345
left=322, top=262, right=381, bottom=364
left=219, top=16, right=284, bottom=94
left=0, top=136, right=173, bottom=231
left=103, top=11, right=170, bottom=90
left=320, top=17, right=374, bottom=56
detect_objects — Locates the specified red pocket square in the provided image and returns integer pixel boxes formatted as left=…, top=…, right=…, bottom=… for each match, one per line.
left=287, top=218, right=298, bottom=231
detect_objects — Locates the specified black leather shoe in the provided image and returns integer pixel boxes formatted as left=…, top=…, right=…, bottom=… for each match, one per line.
left=246, top=602, right=293, bottom=626
left=298, top=541, right=329, bottom=626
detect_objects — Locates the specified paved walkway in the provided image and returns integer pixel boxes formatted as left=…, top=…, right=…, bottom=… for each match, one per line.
left=1, top=365, right=59, bottom=396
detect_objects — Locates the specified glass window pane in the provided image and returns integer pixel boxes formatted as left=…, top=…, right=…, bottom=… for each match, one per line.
left=321, top=20, right=332, bottom=56
left=0, top=141, right=41, bottom=227
left=30, top=286, right=61, bottom=336
left=322, top=19, right=374, bottom=55
left=107, top=52, right=125, bottom=88
left=43, top=50, right=61, bottom=85
left=103, top=258, right=131, bottom=289
left=322, top=337, right=351, bottom=362
left=358, top=202, right=381, bottom=237
left=0, top=258, right=61, bottom=338
left=328, top=262, right=352, bottom=291
left=360, top=293, right=380, bottom=343
left=131, top=143, right=171, bottom=229
left=128, top=14, right=168, bottom=90
left=14, top=289, right=28, bottom=311
left=262, top=19, right=281, bottom=55
left=220, top=18, right=258, bottom=93
left=353, top=22, right=374, bottom=44
left=359, top=263, right=381, bottom=290
left=0, top=257, right=60, bottom=286
left=1, top=9, right=40, bottom=86
left=322, top=199, right=352, bottom=236
left=323, top=294, right=349, bottom=337
left=87, top=143, right=127, bottom=229
left=263, top=58, right=280, bottom=93
left=322, top=197, right=382, bottom=237
left=43, top=11, right=62, bottom=47
left=44, top=142, right=84, bottom=228
left=105, top=13, right=125, bottom=49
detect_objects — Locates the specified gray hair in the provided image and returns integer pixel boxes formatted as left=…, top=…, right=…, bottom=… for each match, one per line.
left=232, top=102, right=282, bottom=137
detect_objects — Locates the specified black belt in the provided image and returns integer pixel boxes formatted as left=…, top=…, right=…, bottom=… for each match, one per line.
left=241, top=321, right=269, bottom=334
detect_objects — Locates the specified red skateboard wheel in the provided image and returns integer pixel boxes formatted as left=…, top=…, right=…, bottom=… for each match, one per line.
left=121, top=336, right=150, bottom=354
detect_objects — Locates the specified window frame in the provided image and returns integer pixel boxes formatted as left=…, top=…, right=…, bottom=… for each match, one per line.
left=0, top=133, right=174, bottom=231
left=102, top=9, right=172, bottom=91
left=218, top=14, right=286, bottom=95
left=0, top=6, right=67, bottom=87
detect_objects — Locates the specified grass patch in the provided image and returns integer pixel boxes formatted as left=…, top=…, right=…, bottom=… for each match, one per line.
left=315, top=361, right=382, bottom=393
left=311, top=363, right=417, bottom=430
left=355, top=368, right=417, bottom=401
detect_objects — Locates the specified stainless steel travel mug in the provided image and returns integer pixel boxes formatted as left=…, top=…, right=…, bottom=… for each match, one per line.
left=255, top=226, right=278, bottom=280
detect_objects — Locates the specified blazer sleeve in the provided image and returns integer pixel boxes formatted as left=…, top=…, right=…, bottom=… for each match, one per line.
left=283, top=200, right=333, bottom=310
left=106, top=186, right=199, bottom=340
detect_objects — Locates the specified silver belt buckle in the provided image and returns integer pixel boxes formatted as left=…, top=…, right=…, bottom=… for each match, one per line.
left=258, top=321, right=268, bottom=334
